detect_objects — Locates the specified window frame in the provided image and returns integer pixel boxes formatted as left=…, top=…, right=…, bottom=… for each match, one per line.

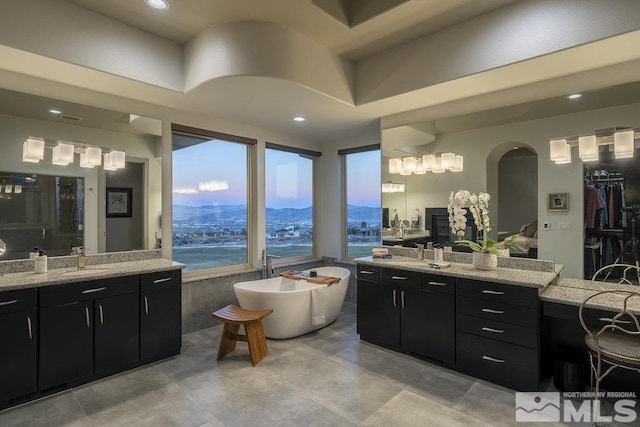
left=171, top=124, right=257, bottom=278
left=339, top=144, right=381, bottom=260
left=264, top=142, right=321, bottom=264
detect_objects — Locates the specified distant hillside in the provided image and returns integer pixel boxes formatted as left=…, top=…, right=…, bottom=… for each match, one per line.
left=173, top=204, right=380, bottom=225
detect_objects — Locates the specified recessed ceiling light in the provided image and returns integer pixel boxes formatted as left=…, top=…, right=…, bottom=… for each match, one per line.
left=567, top=93, right=582, bottom=100
left=293, top=116, right=305, bottom=122
left=513, top=146, right=519, bottom=150
left=49, top=109, right=62, bottom=115
left=145, top=0, right=170, bottom=10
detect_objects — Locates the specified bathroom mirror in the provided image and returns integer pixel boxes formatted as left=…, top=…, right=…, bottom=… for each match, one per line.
left=0, top=88, right=163, bottom=258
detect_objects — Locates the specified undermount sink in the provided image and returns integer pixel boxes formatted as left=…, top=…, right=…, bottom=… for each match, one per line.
left=59, top=267, right=111, bottom=276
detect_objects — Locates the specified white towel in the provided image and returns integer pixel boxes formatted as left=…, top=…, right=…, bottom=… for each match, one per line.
left=310, top=285, right=327, bottom=326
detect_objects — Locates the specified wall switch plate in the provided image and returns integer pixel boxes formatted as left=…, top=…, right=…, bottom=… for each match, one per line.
left=542, top=222, right=550, bottom=230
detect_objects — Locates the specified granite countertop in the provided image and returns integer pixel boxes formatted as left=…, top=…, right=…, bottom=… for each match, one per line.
left=0, top=259, right=185, bottom=292
left=356, top=256, right=557, bottom=289
left=541, top=277, right=640, bottom=314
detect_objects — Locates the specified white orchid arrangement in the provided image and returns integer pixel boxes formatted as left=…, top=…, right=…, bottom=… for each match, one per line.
left=448, top=190, right=516, bottom=254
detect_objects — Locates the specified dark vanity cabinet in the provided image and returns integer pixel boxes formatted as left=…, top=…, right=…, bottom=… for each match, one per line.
left=357, top=266, right=455, bottom=364
left=140, top=270, right=182, bottom=362
left=39, top=276, right=140, bottom=389
left=0, top=288, right=37, bottom=407
left=455, top=278, right=540, bottom=391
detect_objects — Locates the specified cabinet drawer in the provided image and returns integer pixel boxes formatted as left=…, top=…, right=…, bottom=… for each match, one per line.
left=140, top=269, right=181, bottom=291
left=457, top=278, right=538, bottom=307
left=356, top=265, right=380, bottom=283
left=381, top=268, right=422, bottom=289
left=0, top=288, right=36, bottom=315
left=422, top=273, right=455, bottom=294
left=456, top=331, right=539, bottom=390
left=40, top=275, right=139, bottom=307
left=456, top=313, right=538, bottom=348
left=456, top=295, right=538, bottom=327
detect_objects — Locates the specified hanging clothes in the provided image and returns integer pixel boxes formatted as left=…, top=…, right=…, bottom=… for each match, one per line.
left=584, top=185, right=606, bottom=229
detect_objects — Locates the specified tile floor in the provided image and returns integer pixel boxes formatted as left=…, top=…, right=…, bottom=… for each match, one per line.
left=0, top=302, right=633, bottom=426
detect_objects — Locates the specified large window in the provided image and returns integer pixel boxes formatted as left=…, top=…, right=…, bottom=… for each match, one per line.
left=343, top=147, right=381, bottom=258
left=265, top=145, right=316, bottom=259
left=172, top=127, right=253, bottom=273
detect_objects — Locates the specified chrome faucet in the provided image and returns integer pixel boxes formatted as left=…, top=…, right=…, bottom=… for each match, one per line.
left=261, top=249, right=281, bottom=279
left=71, top=246, right=86, bottom=269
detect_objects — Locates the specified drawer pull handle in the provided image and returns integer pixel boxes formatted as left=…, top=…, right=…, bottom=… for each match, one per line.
left=85, top=307, right=90, bottom=328
left=392, top=289, right=397, bottom=307
left=99, top=304, right=104, bottom=325
left=482, top=327, right=504, bottom=334
left=27, top=316, right=33, bottom=340
left=482, top=355, right=505, bottom=363
left=82, top=287, right=106, bottom=294
left=0, top=299, right=18, bottom=306
left=153, top=277, right=172, bottom=284
left=482, top=308, right=505, bottom=314
left=482, top=290, right=504, bottom=295
left=401, top=290, right=405, bottom=309
left=427, top=281, right=447, bottom=286
left=359, top=270, right=375, bottom=275
left=391, top=276, right=407, bottom=280
left=144, top=296, right=149, bottom=314
left=599, top=317, right=632, bottom=324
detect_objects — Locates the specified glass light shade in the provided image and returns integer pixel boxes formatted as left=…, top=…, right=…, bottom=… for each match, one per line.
left=14, top=185, right=22, bottom=194
left=414, top=162, right=426, bottom=174
left=614, top=130, right=634, bottom=159
left=432, top=157, right=445, bottom=173
left=382, top=182, right=405, bottom=193
left=451, top=155, right=464, bottom=172
left=79, top=152, right=95, bottom=168
left=111, top=150, right=126, bottom=168
left=52, top=142, right=75, bottom=166
left=22, top=138, right=45, bottom=163
left=403, top=156, right=417, bottom=173
left=85, top=147, right=102, bottom=166
left=4, top=185, right=12, bottom=193
left=578, top=135, right=598, bottom=162
left=103, top=153, right=117, bottom=171
left=389, top=158, right=402, bottom=174
left=422, top=154, right=435, bottom=171
left=441, top=152, right=455, bottom=170
left=549, top=139, right=569, bottom=162
left=554, top=142, right=572, bottom=164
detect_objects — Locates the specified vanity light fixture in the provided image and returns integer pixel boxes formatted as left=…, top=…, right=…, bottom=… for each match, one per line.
left=111, top=150, right=126, bottom=168
left=51, top=142, right=75, bottom=166
left=14, top=185, right=22, bottom=194
left=388, top=152, right=463, bottom=175
left=103, top=153, right=117, bottom=171
left=578, top=135, right=598, bottom=162
left=550, top=129, right=637, bottom=164
left=22, top=137, right=45, bottom=163
left=614, top=129, right=634, bottom=159
left=381, top=181, right=405, bottom=193
left=145, top=0, right=170, bottom=10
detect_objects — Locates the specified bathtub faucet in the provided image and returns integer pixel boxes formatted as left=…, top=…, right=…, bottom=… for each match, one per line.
left=262, top=249, right=281, bottom=279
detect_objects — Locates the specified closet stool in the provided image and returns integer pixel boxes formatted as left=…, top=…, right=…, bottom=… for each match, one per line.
left=211, top=304, right=273, bottom=366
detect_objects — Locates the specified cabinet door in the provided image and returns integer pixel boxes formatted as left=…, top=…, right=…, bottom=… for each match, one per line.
left=0, top=310, right=36, bottom=404
left=401, top=286, right=455, bottom=364
left=357, top=280, right=400, bottom=349
left=94, top=292, right=140, bottom=376
left=140, top=284, right=181, bottom=361
left=39, top=301, right=93, bottom=389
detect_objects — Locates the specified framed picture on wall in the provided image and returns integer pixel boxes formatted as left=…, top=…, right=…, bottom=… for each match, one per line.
left=106, top=187, right=132, bottom=217
left=547, top=192, right=569, bottom=211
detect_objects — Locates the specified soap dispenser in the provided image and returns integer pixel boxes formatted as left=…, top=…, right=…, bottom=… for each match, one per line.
left=35, top=250, right=47, bottom=274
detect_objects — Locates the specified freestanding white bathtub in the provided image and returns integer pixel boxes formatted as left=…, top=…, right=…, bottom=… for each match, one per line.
left=233, top=266, right=350, bottom=339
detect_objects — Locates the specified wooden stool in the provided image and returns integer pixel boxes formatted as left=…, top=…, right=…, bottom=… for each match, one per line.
left=211, top=305, right=273, bottom=366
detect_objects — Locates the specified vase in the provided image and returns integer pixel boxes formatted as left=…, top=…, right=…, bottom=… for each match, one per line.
left=472, top=252, right=498, bottom=271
